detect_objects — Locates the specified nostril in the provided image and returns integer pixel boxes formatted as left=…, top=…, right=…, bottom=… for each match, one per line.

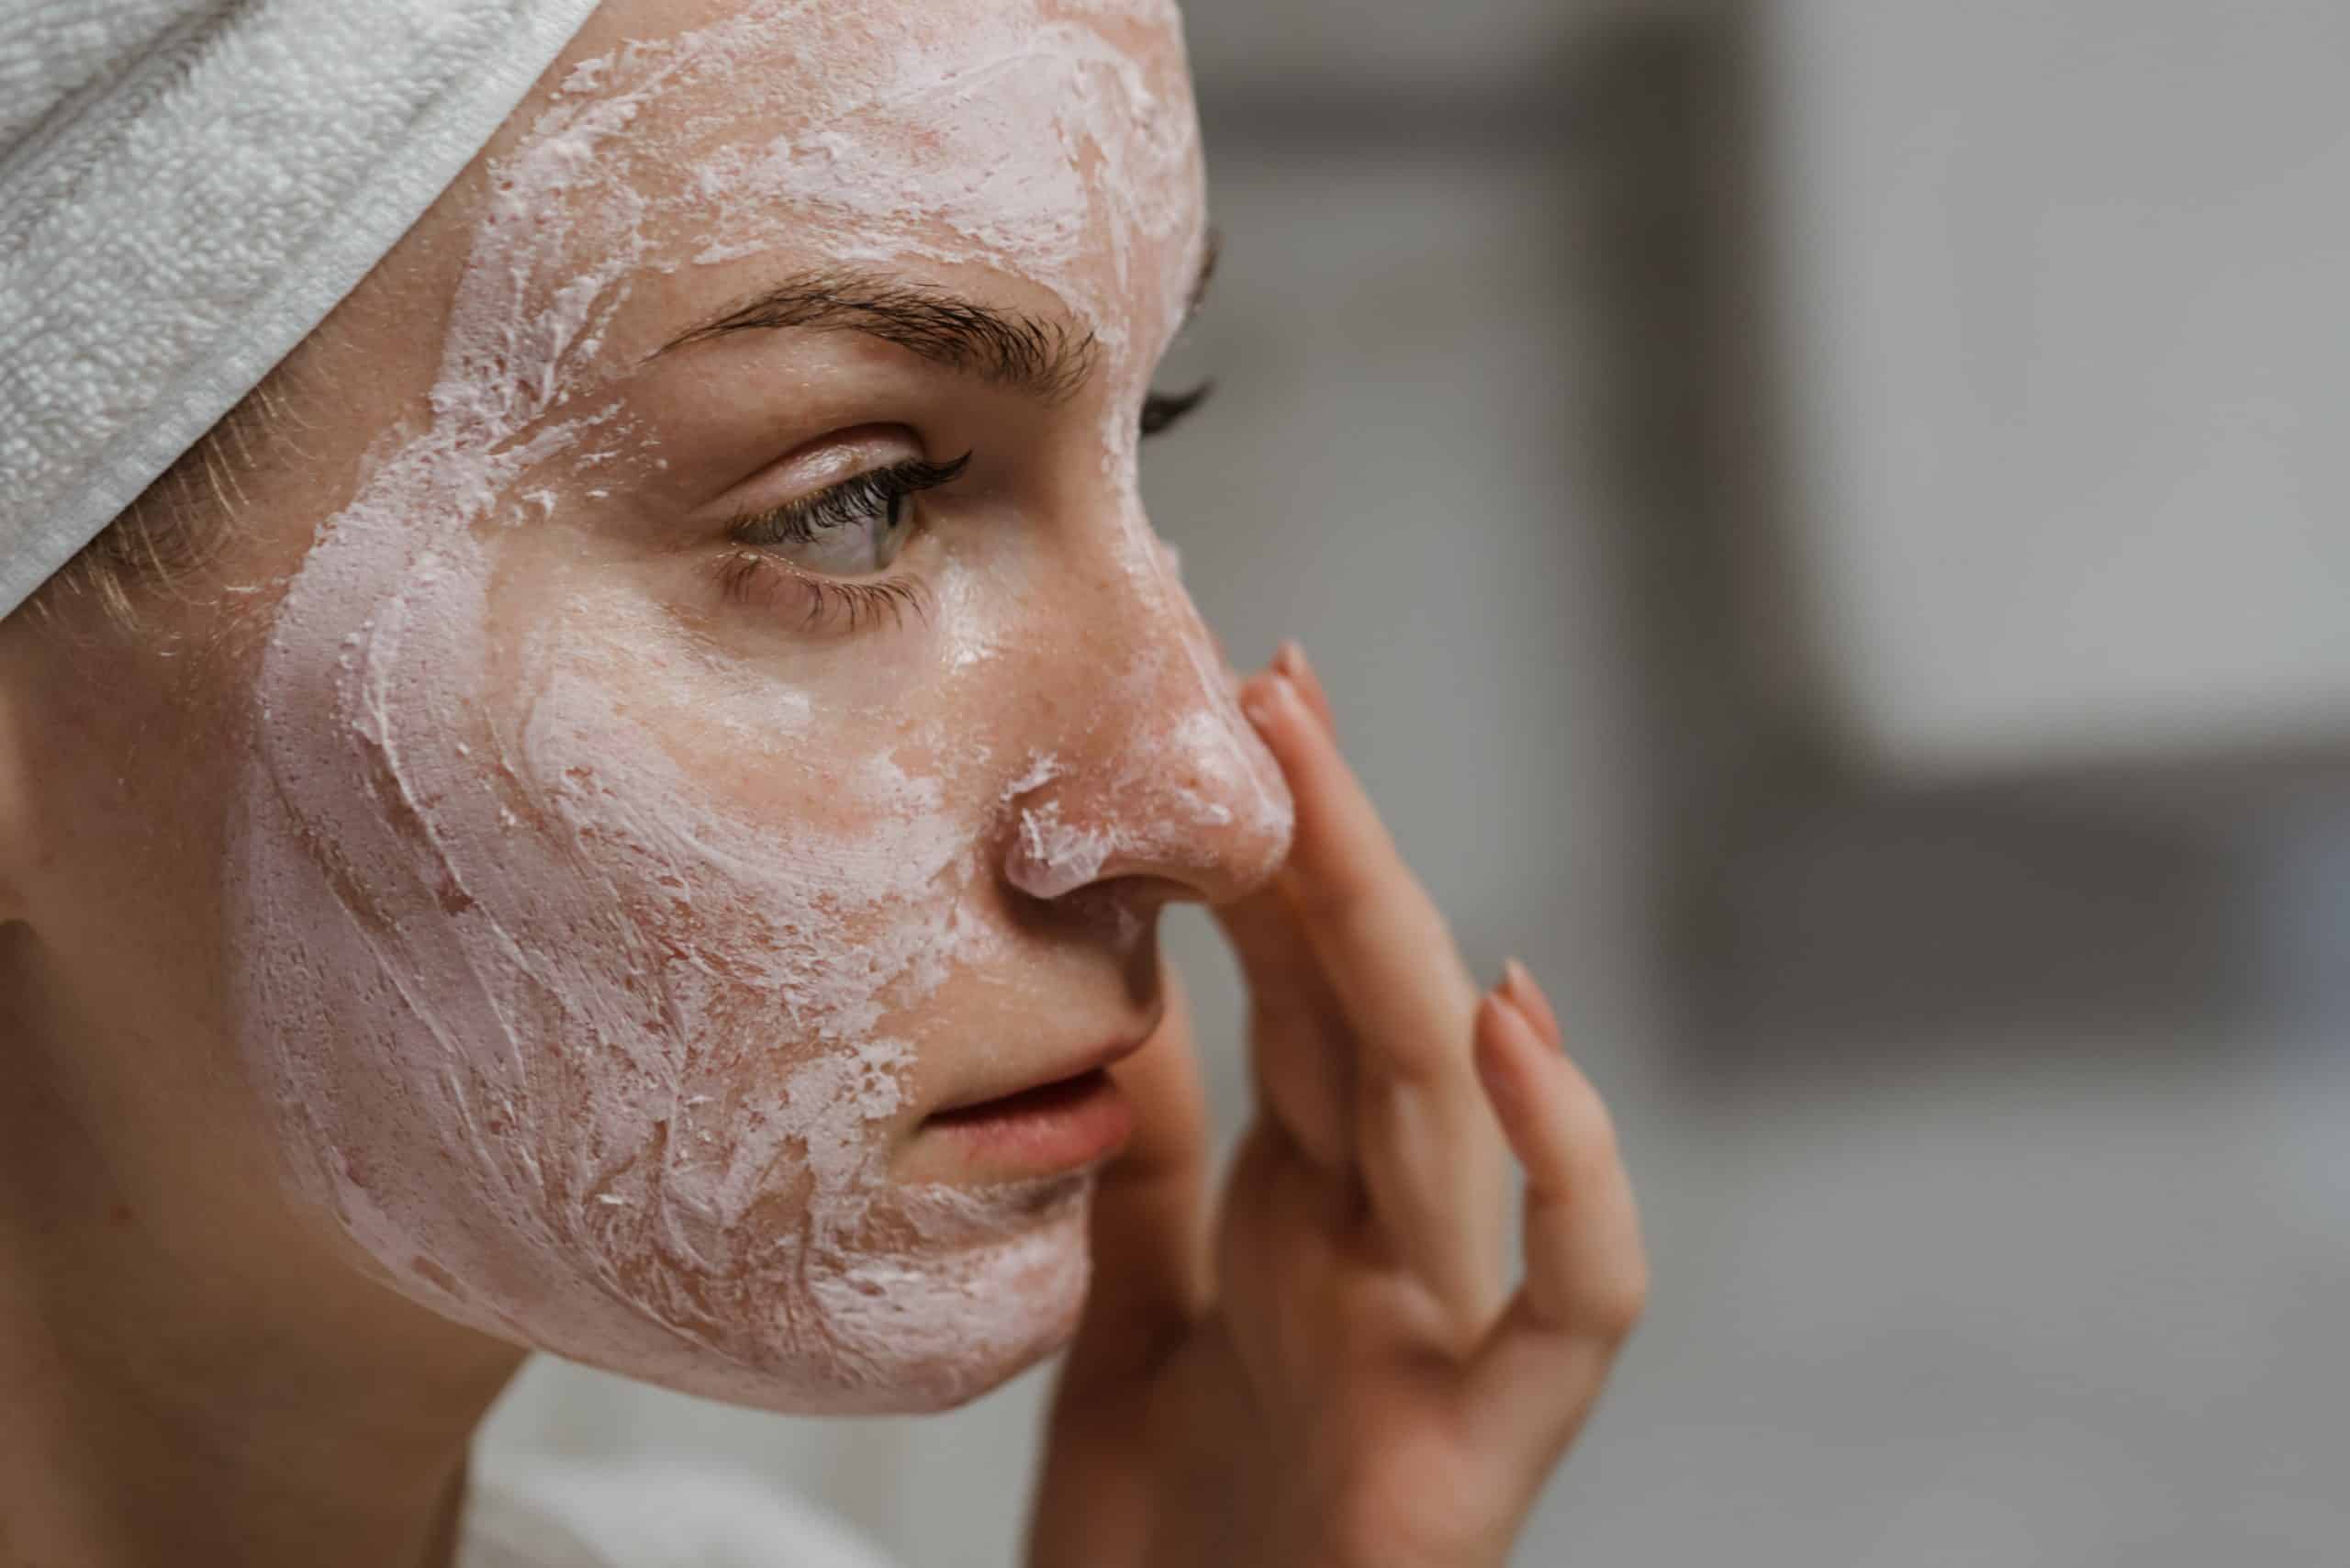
left=999, top=706, right=1294, bottom=907
left=999, top=610, right=1296, bottom=904
left=1007, top=795, right=1116, bottom=901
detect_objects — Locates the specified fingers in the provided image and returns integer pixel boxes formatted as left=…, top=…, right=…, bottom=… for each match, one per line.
left=1238, top=648, right=1508, bottom=1341
left=1213, top=1117, right=1352, bottom=1405
left=1059, top=971, right=1214, bottom=1391
left=1502, top=957, right=1562, bottom=1050
left=1214, top=888, right=1356, bottom=1171
left=1271, top=638, right=1338, bottom=735
left=1240, top=667, right=1477, bottom=1084
left=1035, top=980, right=1218, bottom=1568
left=1464, top=978, right=1648, bottom=1457
left=1035, top=972, right=1234, bottom=1568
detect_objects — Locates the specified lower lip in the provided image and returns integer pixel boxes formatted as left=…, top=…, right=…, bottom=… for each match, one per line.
left=922, top=1068, right=1135, bottom=1175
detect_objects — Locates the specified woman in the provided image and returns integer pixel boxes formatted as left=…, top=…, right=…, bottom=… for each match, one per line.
left=0, top=1, right=1648, bottom=1562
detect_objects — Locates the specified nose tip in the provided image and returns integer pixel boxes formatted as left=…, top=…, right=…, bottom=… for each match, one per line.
left=1002, top=658, right=1295, bottom=908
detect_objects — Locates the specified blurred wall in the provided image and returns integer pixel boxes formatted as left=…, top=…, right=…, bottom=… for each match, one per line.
left=1763, top=0, right=2350, bottom=775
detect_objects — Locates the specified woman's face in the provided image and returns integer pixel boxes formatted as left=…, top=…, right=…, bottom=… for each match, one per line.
left=55, top=0, right=1292, bottom=1414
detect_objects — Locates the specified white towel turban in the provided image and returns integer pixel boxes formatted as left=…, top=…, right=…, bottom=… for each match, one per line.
left=0, top=0, right=604, bottom=621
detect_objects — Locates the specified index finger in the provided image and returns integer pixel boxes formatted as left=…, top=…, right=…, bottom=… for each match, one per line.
left=1239, top=659, right=1509, bottom=1339
left=1239, top=670, right=1477, bottom=1079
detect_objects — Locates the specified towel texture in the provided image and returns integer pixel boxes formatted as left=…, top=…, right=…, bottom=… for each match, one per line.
left=0, top=0, right=604, bottom=620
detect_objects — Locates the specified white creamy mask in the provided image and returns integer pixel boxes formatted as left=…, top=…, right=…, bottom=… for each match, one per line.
left=227, top=0, right=1292, bottom=1413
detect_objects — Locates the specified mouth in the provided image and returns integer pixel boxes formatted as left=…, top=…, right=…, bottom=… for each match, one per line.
left=921, top=1043, right=1143, bottom=1176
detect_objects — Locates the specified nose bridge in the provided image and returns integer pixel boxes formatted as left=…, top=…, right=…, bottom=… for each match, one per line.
left=1002, top=534, right=1294, bottom=905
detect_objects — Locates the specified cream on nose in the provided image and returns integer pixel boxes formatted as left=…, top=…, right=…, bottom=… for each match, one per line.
left=1002, top=614, right=1294, bottom=908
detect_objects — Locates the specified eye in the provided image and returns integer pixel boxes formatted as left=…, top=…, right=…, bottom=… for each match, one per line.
left=1142, top=381, right=1213, bottom=438
left=729, top=454, right=970, bottom=577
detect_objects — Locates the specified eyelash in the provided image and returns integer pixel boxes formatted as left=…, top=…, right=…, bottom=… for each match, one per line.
left=1142, top=382, right=1213, bottom=437
left=716, top=454, right=965, bottom=631
left=714, top=384, right=1213, bottom=629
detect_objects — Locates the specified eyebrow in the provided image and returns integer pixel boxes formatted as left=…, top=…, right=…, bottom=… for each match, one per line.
left=654, top=230, right=1222, bottom=405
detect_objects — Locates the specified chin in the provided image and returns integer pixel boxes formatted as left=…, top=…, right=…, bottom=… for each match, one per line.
left=523, top=1172, right=1098, bottom=1417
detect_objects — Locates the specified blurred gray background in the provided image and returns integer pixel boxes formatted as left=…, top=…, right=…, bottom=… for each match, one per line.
left=482, top=1, right=2350, bottom=1561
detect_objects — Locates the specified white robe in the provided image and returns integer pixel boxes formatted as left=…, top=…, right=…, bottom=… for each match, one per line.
left=460, top=1458, right=902, bottom=1568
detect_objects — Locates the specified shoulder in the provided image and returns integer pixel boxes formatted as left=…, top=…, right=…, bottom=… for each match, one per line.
left=460, top=1455, right=901, bottom=1568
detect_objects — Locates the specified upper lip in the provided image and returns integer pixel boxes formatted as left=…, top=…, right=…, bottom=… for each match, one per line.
left=924, top=1029, right=1152, bottom=1119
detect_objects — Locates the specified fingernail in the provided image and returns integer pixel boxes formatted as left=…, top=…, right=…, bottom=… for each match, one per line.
left=1275, top=638, right=1306, bottom=678
left=1474, top=995, right=1525, bottom=1098
left=1241, top=673, right=1290, bottom=731
left=1501, top=957, right=1533, bottom=999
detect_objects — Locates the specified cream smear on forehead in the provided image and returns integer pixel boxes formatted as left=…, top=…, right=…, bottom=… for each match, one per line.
left=230, top=0, right=1285, bottom=1413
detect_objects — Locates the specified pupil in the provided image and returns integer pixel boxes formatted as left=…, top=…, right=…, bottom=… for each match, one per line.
left=873, top=490, right=908, bottom=566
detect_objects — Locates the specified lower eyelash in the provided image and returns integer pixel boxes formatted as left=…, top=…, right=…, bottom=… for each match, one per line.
left=714, top=547, right=930, bottom=633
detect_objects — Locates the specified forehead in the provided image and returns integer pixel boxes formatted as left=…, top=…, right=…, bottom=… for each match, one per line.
left=526, top=0, right=1208, bottom=352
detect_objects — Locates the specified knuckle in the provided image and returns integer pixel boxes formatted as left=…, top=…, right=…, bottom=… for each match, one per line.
left=1558, top=1077, right=1624, bottom=1171
left=1582, top=1258, right=1650, bottom=1341
left=1577, top=1119, right=1624, bottom=1187
left=1369, top=1033, right=1453, bottom=1090
left=1287, top=840, right=1434, bottom=935
left=1286, top=858, right=1376, bottom=928
left=1248, top=991, right=1322, bottom=1038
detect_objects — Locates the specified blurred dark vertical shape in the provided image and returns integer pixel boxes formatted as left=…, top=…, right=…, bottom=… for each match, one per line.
left=1559, top=3, right=2266, bottom=1079
left=1551, top=4, right=1813, bottom=1035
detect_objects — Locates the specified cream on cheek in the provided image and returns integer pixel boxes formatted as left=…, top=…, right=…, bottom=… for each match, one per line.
left=246, top=519, right=1079, bottom=1412
left=229, top=0, right=1285, bottom=1415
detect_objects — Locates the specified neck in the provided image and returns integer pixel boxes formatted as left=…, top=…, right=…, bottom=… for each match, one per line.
left=0, top=930, right=526, bottom=1568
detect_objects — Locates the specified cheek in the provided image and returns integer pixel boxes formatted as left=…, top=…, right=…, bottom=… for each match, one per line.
left=229, top=501, right=1082, bottom=1412
left=517, top=594, right=990, bottom=1106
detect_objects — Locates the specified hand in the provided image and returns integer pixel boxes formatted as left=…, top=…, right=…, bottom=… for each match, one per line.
left=1027, top=643, right=1648, bottom=1568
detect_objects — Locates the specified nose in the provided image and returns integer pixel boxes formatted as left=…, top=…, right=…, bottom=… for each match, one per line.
left=1000, top=540, right=1294, bottom=909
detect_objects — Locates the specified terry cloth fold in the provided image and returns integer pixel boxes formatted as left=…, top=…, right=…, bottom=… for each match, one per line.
left=0, top=0, right=604, bottom=621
